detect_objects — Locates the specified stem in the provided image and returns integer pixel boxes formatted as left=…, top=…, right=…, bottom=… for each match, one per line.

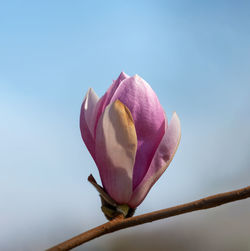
left=47, top=185, right=250, bottom=251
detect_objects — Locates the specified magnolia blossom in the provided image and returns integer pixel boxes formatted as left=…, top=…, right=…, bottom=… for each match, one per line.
left=80, top=72, right=181, bottom=209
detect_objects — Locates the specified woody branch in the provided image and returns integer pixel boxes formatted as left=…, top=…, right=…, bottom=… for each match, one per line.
left=47, top=185, right=250, bottom=251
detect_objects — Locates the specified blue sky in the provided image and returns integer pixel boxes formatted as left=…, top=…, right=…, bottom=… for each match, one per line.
left=1, top=1, right=250, bottom=250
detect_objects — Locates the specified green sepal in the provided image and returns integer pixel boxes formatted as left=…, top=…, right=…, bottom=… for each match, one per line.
left=117, top=204, right=130, bottom=217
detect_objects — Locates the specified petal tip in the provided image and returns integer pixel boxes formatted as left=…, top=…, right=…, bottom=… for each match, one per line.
left=83, top=88, right=97, bottom=109
left=120, top=71, right=128, bottom=77
left=171, top=112, right=181, bottom=131
left=117, top=71, right=129, bottom=81
left=133, top=74, right=140, bottom=80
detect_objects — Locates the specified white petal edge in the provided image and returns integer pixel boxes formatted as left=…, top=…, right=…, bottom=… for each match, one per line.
left=84, top=88, right=99, bottom=137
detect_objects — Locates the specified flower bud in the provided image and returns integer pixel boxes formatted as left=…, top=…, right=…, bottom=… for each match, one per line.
left=80, top=72, right=181, bottom=217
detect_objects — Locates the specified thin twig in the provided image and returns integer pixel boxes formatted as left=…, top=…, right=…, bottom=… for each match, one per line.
left=47, top=185, right=250, bottom=251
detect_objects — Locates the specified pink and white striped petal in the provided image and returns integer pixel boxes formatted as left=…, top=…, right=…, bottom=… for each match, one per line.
left=128, top=112, right=181, bottom=208
left=95, top=100, right=137, bottom=204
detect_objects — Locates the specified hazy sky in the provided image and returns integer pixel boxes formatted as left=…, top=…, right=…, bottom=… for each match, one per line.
left=1, top=1, right=250, bottom=250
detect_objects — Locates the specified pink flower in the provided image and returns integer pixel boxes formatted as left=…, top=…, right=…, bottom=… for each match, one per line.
left=80, top=72, right=181, bottom=209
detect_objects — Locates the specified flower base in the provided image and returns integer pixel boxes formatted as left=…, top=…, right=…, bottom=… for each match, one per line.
left=88, top=174, right=136, bottom=220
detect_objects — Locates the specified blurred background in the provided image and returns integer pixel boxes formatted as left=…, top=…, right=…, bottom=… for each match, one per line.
left=1, top=1, right=250, bottom=250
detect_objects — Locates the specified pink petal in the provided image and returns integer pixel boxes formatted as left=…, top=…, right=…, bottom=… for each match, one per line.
left=80, top=73, right=130, bottom=162
left=104, top=72, right=129, bottom=106
left=110, top=75, right=166, bottom=189
left=128, top=112, right=181, bottom=208
left=79, top=88, right=99, bottom=160
left=93, top=72, right=129, bottom=138
left=95, top=100, right=137, bottom=204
